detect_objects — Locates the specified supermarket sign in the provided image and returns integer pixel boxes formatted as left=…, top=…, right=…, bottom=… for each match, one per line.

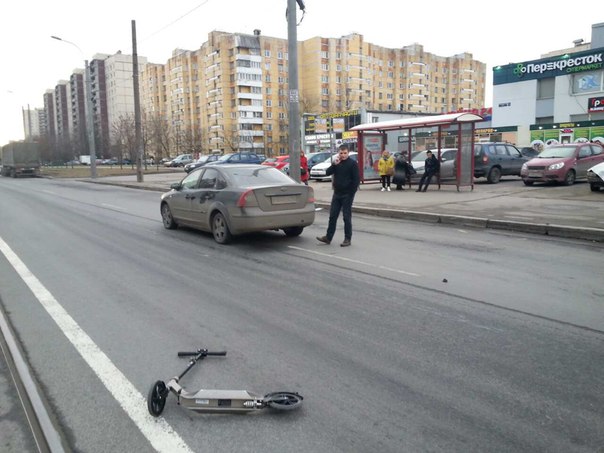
left=494, top=47, right=604, bottom=85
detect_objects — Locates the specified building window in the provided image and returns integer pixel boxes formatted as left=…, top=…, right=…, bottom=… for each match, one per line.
left=264, top=50, right=271, bottom=57
left=537, top=77, right=555, bottom=99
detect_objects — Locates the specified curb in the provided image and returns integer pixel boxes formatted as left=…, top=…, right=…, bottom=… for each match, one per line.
left=316, top=202, right=604, bottom=243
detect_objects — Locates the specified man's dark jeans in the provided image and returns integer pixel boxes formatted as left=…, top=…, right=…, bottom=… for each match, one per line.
left=418, top=171, right=437, bottom=190
left=326, top=192, right=355, bottom=241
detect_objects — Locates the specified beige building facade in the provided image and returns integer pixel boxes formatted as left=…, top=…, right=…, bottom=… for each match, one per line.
left=139, top=31, right=485, bottom=158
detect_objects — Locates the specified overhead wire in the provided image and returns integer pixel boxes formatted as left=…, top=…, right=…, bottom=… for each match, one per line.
left=142, top=0, right=211, bottom=42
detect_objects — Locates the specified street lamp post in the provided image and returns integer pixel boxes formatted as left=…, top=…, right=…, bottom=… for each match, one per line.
left=51, top=35, right=97, bottom=178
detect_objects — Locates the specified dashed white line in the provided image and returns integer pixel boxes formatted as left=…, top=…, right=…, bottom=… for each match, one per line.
left=288, top=245, right=420, bottom=276
left=0, top=235, right=192, bottom=453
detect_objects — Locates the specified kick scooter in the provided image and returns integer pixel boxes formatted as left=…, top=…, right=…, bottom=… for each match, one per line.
left=147, top=348, right=303, bottom=417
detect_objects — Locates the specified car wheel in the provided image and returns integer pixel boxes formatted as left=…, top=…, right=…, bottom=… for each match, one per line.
left=283, top=226, right=304, bottom=237
left=563, top=170, right=576, bottom=186
left=523, top=180, right=534, bottom=186
left=590, top=183, right=600, bottom=192
left=161, top=203, right=177, bottom=229
left=487, top=167, right=501, bottom=184
left=212, top=212, right=232, bottom=244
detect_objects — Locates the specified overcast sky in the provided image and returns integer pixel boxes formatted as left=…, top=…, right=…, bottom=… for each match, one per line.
left=1, top=0, right=601, bottom=145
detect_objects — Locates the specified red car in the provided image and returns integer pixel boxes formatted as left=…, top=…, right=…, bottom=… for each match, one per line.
left=262, top=155, right=290, bottom=170
left=521, top=143, right=604, bottom=186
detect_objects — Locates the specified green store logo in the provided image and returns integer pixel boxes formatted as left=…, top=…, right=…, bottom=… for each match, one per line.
left=513, top=63, right=526, bottom=78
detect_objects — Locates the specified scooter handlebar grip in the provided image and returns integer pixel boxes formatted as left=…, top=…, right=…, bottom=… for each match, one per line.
left=177, top=350, right=227, bottom=357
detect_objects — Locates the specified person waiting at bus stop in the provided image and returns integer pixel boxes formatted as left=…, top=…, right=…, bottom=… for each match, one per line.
left=416, top=150, right=440, bottom=192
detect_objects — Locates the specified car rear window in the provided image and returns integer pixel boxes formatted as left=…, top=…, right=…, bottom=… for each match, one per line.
left=228, top=166, right=294, bottom=187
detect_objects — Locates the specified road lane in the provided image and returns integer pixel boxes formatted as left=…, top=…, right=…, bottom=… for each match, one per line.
left=0, top=177, right=602, bottom=452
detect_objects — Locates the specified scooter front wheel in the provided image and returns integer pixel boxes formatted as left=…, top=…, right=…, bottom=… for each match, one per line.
left=264, top=392, right=303, bottom=411
left=147, top=380, right=168, bottom=417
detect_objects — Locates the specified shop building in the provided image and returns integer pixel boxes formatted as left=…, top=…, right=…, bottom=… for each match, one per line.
left=492, top=22, right=604, bottom=146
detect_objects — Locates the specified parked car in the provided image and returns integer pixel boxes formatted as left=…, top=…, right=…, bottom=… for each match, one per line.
left=184, top=154, right=220, bottom=173
left=410, top=149, right=458, bottom=181
left=310, top=152, right=358, bottom=181
left=206, top=152, right=265, bottom=165
left=587, top=161, right=604, bottom=192
left=262, top=155, right=290, bottom=170
left=521, top=143, right=604, bottom=186
left=164, top=154, right=193, bottom=167
left=160, top=165, right=315, bottom=244
left=473, top=142, right=528, bottom=183
left=519, top=146, right=540, bottom=158
left=306, top=151, right=333, bottom=171
left=101, top=158, right=118, bottom=165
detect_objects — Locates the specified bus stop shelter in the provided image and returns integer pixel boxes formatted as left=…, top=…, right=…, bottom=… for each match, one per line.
left=350, top=112, right=483, bottom=190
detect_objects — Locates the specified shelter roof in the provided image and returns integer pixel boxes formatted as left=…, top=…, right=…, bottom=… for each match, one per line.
left=350, top=112, right=484, bottom=132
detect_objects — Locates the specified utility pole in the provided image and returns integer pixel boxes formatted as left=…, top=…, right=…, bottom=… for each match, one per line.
left=287, top=0, right=304, bottom=183
left=132, top=20, right=143, bottom=182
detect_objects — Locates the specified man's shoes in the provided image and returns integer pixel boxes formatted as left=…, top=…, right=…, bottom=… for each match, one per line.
left=387, top=187, right=391, bottom=192
left=422, top=189, right=427, bottom=192
left=316, top=236, right=331, bottom=245
left=340, top=239, right=351, bottom=247
left=415, top=189, right=422, bottom=192
left=380, top=187, right=385, bottom=192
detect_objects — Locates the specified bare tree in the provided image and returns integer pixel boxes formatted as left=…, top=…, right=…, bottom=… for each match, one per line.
left=144, top=111, right=173, bottom=162
left=180, top=124, right=203, bottom=156
left=112, top=114, right=136, bottom=165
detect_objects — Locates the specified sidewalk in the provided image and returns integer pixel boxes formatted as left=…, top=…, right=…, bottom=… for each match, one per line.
left=86, top=173, right=604, bottom=242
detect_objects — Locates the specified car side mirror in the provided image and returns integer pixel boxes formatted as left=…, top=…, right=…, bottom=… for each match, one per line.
left=171, top=182, right=182, bottom=190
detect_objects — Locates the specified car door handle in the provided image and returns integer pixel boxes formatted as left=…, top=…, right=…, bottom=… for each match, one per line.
left=185, top=194, right=196, bottom=200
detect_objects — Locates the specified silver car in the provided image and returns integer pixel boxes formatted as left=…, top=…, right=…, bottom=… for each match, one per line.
left=160, top=165, right=315, bottom=244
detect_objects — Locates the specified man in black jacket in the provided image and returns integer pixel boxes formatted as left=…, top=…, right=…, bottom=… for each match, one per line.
left=416, top=150, right=440, bottom=192
left=316, top=144, right=360, bottom=247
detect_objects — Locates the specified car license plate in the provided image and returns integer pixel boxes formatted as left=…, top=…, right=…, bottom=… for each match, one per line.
left=528, top=171, right=542, bottom=177
left=271, top=195, right=297, bottom=205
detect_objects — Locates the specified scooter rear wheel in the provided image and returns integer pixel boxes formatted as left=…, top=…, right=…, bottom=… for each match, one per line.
left=264, top=392, right=303, bottom=411
left=147, top=380, right=168, bottom=417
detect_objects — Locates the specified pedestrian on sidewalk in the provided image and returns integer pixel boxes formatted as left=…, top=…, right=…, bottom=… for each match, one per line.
left=378, top=150, right=395, bottom=191
left=393, top=153, right=412, bottom=190
left=300, top=151, right=309, bottom=185
left=316, top=143, right=360, bottom=247
left=416, top=150, right=440, bottom=192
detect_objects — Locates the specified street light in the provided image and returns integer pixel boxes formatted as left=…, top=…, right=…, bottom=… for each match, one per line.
left=51, top=35, right=97, bottom=178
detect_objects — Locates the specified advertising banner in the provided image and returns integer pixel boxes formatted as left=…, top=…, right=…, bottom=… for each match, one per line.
left=362, top=134, right=383, bottom=180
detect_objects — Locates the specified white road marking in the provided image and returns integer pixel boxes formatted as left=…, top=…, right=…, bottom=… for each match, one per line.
left=0, top=236, right=192, bottom=453
left=288, top=245, right=420, bottom=277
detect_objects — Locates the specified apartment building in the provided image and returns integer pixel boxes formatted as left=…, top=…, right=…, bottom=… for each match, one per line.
left=104, top=52, right=148, bottom=149
left=139, top=31, right=485, bottom=157
left=54, top=81, right=70, bottom=149
left=22, top=107, right=44, bottom=140
left=69, top=69, right=88, bottom=155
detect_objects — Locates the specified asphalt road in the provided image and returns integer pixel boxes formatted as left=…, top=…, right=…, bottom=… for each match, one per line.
left=0, top=177, right=603, bottom=452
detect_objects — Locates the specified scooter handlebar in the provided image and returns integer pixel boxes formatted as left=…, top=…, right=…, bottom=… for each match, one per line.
left=177, top=350, right=227, bottom=357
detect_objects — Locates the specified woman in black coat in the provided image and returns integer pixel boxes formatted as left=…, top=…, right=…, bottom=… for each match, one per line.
left=392, top=154, right=412, bottom=190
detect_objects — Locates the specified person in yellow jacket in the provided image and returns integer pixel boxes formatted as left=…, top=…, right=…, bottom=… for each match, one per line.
left=377, top=150, right=395, bottom=191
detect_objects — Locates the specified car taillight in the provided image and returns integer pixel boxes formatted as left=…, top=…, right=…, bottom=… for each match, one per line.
left=237, top=189, right=258, bottom=207
left=308, top=187, right=315, bottom=203
left=482, top=155, right=489, bottom=163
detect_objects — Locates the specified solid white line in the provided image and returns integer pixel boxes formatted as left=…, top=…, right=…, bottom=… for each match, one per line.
left=0, top=236, right=192, bottom=453
left=288, top=245, right=420, bottom=277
